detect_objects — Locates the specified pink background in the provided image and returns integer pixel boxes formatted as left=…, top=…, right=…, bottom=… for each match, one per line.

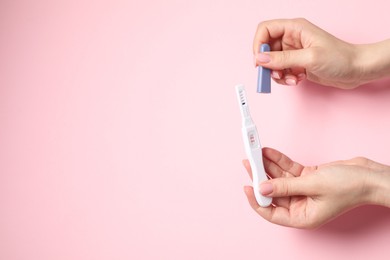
left=1, top=0, right=390, bottom=259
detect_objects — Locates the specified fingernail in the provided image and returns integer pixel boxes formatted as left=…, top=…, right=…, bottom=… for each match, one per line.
left=253, top=56, right=258, bottom=68
left=255, top=53, right=271, bottom=63
left=260, top=182, right=273, bottom=195
left=271, top=70, right=281, bottom=79
left=285, top=78, right=297, bottom=86
left=297, top=73, right=306, bottom=81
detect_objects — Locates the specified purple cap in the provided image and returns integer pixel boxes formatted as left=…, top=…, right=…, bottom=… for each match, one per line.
left=257, top=43, right=271, bottom=93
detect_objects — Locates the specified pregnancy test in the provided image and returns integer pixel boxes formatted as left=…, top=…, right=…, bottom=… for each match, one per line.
left=235, top=84, right=272, bottom=207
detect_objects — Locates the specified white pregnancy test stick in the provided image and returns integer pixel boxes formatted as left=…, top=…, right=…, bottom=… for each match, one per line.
left=235, top=84, right=272, bottom=207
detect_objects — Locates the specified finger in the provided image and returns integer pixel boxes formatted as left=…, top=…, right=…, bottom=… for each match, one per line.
left=263, top=147, right=304, bottom=177
left=244, top=186, right=295, bottom=227
left=253, top=19, right=293, bottom=55
left=242, top=159, right=253, bottom=180
left=262, top=156, right=296, bottom=208
left=244, top=186, right=290, bottom=211
left=271, top=70, right=307, bottom=86
left=244, top=159, right=291, bottom=208
left=297, top=72, right=306, bottom=82
left=271, top=77, right=288, bottom=86
left=263, top=156, right=284, bottom=178
left=244, top=185, right=263, bottom=210
left=255, top=49, right=312, bottom=71
left=288, top=67, right=306, bottom=78
left=300, top=165, right=318, bottom=176
left=271, top=70, right=283, bottom=80
left=271, top=73, right=306, bottom=86
left=253, top=18, right=312, bottom=55
left=270, top=40, right=283, bottom=52
left=245, top=156, right=294, bottom=179
left=284, top=74, right=298, bottom=86
left=272, top=197, right=291, bottom=209
left=263, top=175, right=318, bottom=197
left=243, top=152, right=297, bottom=179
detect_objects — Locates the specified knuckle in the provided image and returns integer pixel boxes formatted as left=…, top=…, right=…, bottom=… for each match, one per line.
left=293, top=17, right=308, bottom=24
left=351, top=156, right=370, bottom=165
left=275, top=179, right=290, bottom=196
left=305, top=48, right=320, bottom=68
left=257, top=20, right=267, bottom=31
left=273, top=51, right=291, bottom=69
left=281, top=51, right=291, bottom=63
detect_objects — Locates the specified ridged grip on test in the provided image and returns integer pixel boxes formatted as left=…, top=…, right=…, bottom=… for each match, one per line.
left=257, top=43, right=271, bottom=93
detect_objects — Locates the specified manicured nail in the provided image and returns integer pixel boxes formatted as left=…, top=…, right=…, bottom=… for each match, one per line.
left=255, top=53, right=271, bottom=63
left=260, top=182, right=273, bottom=195
left=285, top=78, right=297, bottom=86
left=271, top=70, right=281, bottom=79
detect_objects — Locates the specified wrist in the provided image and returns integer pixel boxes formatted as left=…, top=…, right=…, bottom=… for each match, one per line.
left=366, top=169, right=390, bottom=208
left=353, top=40, right=390, bottom=85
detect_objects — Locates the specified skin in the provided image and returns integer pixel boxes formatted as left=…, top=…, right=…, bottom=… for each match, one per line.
left=253, top=18, right=390, bottom=88
left=242, top=148, right=390, bottom=229
left=243, top=18, right=390, bottom=228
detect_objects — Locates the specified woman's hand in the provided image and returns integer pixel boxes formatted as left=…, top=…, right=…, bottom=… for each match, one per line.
left=253, top=18, right=390, bottom=88
left=242, top=147, right=390, bottom=229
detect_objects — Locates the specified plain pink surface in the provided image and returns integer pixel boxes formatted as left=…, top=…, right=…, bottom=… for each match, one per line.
left=1, top=0, right=390, bottom=259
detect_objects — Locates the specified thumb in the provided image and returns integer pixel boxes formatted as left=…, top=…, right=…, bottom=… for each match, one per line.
left=260, top=176, right=315, bottom=197
left=256, top=49, right=312, bottom=70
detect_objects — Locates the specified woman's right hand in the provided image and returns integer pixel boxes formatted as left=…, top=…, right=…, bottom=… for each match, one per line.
left=242, top=147, right=390, bottom=229
left=253, top=18, right=390, bottom=89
